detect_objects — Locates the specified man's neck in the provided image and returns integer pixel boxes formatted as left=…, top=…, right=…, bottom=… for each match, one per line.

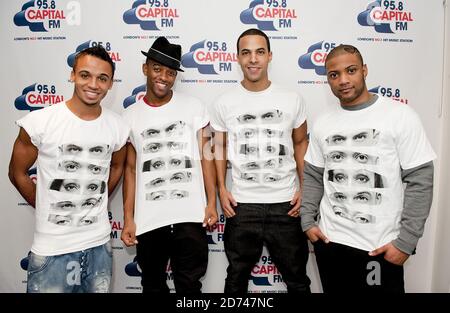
left=144, top=90, right=173, bottom=107
left=66, top=98, right=102, bottom=121
left=241, top=79, right=271, bottom=92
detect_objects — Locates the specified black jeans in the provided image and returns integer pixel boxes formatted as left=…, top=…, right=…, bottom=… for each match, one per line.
left=136, top=222, right=208, bottom=293
left=224, top=202, right=310, bottom=293
left=313, top=241, right=405, bottom=293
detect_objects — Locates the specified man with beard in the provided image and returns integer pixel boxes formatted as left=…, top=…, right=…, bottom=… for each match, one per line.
left=301, top=44, right=435, bottom=293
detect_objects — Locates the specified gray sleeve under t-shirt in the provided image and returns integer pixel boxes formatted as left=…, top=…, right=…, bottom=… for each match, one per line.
left=300, top=161, right=434, bottom=255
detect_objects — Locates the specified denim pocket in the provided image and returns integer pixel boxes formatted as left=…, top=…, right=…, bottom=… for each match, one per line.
left=27, top=252, right=52, bottom=274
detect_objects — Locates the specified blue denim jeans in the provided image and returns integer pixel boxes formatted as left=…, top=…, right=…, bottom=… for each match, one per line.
left=224, top=202, right=310, bottom=293
left=26, top=242, right=112, bottom=293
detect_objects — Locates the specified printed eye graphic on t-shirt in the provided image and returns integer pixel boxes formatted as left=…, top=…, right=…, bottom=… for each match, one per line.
left=49, top=179, right=106, bottom=195
left=237, top=128, right=284, bottom=140
left=59, top=144, right=111, bottom=159
left=48, top=214, right=98, bottom=227
left=325, top=129, right=380, bottom=147
left=141, top=121, right=186, bottom=139
left=236, top=110, right=284, bottom=124
left=240, top=157, right=285, bottom=171
left=145, top=171, right=192, bottom=189
left=326, top=150, right=379, bottom=165
left=145, top=190, right=189, bottom=201
left=330, top=191, right=382, bottom=205
left=50, top=196, right=103, bottom=211
left=142, top=155, right=193, bottom=172
left=239, top=144, right=287, bottom=157
left=332, top=205, right=376, bottom=224
left=58, top=160, right=107, bottom=175
left=328, top=169, right=386, bottom=188
left=240, top=172, right=283, bottom=183
left=143, top=141, right=188, bottom=154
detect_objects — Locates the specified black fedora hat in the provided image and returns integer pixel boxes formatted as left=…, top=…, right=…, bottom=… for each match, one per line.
left=141, top=37, right=184, bottom=72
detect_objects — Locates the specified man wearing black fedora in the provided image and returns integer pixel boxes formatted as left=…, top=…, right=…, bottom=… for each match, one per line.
left=121, top=37, right=218, bottom=293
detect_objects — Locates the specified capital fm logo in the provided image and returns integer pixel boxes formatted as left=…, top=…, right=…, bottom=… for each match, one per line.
left=123, top=85, right=146, bottom=109
left=249, top=253, right=284, bottom=290
left=13, top=0, right=81, bottom=32
left=67, top=40, right=121, bottom=68
left=123, top=0, right=179, bottom=31
left=108, top=212, right=123, bottom=240
left=15, top=83, right=64, bottom=111
left=20, top=253, right=30, bottom=271
left=240, top=0, right=297, bottom=31
left=358, top=0, right=413, bottom=34
left=28, top=167, right=37, bottom=184
left=206, top=214, right=225, bottom=252
left=298, top=41, right=337, bottom=76
left=125, top=257, right=142, bottom=277
left=125, top=257, right=173, bottom=282
left=181, top=40, right=237, bottom=75
left=369, top=85, right=408, bottom=104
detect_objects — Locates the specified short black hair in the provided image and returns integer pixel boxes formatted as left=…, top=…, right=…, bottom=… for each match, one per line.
left=73, top=46, right=115, bottom=77
left=325, top=44, right=364, bottom=68
left=236, top=28, right=271, bottom=54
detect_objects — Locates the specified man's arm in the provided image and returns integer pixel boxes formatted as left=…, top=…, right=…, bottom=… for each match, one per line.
left=8, top=127, right=38, bottom=208
left=370, top=161, right=434, bottom=264
left=108, top=145, right=127, bottom=195
left=289, top=121, right=308, bottom=215
left=396, top=161, right=434, bottom=253
left=300, top=161, right=329, bottom=243
left=200, top=126, right=218, bottom=227
left=213, top=131, right=237, bottom=217
left=121, top=143, right=138, bottom=247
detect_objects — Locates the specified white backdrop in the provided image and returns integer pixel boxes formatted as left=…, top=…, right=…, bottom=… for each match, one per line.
left=0, top=0, right=447, bottom=292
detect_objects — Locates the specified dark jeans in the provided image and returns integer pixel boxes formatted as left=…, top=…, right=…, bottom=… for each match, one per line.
left=313, top=241, right=405, bottom=293
left=136, top=222, right=208, bottom=293
left=224, top=202, right=311, bottom=293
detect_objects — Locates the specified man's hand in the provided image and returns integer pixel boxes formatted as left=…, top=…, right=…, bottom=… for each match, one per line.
left=121, top=220, right=138, bottom=247
left=305, top=226, right=329, bottom=243
left=203, top=205, right=218, bottom=227
left=287, top=190, right=301, bottom=217
left=369, top=242, right=410, bottom=265
left=219, top=187, right=237, bottom=218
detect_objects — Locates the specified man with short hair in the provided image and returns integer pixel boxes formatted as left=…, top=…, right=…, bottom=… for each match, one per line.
left=121, top=37, right=217, bottom=293
left=301, top=44, right=436, bottom=293
left=9, top=45, right=130, bottom=293
left=210, top=28, right=311, bottom=293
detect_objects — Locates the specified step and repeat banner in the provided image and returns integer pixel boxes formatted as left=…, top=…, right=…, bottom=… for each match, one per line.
left=0, top=0, right=445, bottom=292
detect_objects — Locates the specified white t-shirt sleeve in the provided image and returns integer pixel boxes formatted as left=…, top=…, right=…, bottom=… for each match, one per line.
left=395, top=106, right=436, bottom=169
left=209, top=98, right=227, bottom=132
left=293, top=93, right=307, bottom=129
left=113, top=117, right=131, bottom=152
left=197, top=101, right=210, bottom=130
left=15, top=110, right=44, bottom=148
left=121, top=109, right=136, bottom=147
left=304, top=124, right=325, bottom=168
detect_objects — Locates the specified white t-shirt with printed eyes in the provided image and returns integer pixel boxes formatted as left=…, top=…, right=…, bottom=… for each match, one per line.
left=210, top=83, right=307, bottom=203
left=16, top=102, right=130, bottom=256
left=122, top=92, right=209, bottom=235
left=305, top=96, right=436, bottom=251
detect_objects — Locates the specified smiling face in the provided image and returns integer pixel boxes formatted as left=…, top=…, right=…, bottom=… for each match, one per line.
left=70, top=54, right=113, bottom=108
left=143, top=60, right=177, bottom=105
left=237, top=34, right=272, bottom=91
left=325, top=52, right=370, bottom=107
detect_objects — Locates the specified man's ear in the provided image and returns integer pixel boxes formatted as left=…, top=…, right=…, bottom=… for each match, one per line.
left=142, top=63, right=148, bottom=76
